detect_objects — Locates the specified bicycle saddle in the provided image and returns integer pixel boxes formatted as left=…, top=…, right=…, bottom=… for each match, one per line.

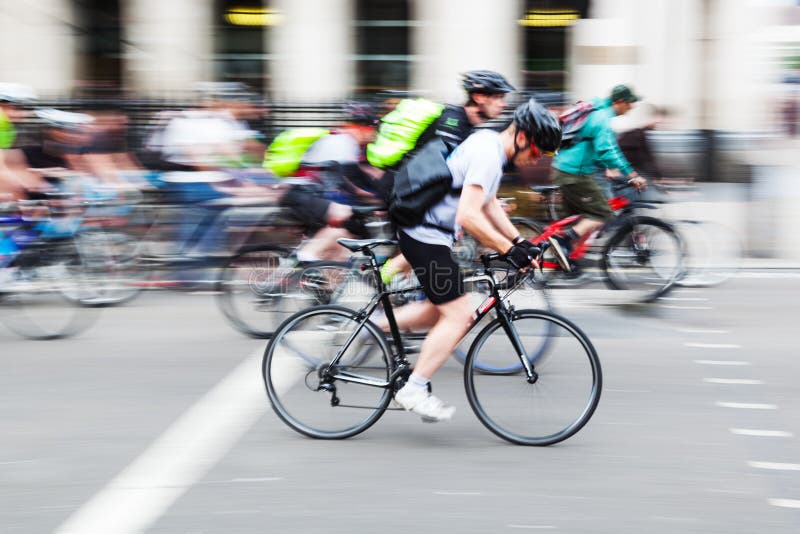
left=529, top=185, right=560, bottom=193
left=337, top=238, right=398, bottom=252
left=350, top=204, right=388, bottom=215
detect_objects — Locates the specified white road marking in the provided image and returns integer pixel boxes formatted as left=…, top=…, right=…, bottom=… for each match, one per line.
left=678, top=328, right=729, bottom=334
left=685, top=343, right=740, bottom=349
left=54, top=350, right=268, bottom=534
left=703, top=378, right=763, bottom=385
left=730, top=429, right=792, bottom=438
left=0, top=458, right=40, bottom=465
left=748, top=462, right=800, bottom=471
left=507, top=526, right=557, bottom=530
left=605, top=389, right=652, bottom=393
left=434, top=491, right=483, bottom=496
left=659, top=297, right=709, bottom=301
left=716, top=402, right=777, bottom=410
left=695, top=360, right=750, bottom=366
left=229, top=477, right=282, bottom=483
left=769, top=499, right=800, bottom=509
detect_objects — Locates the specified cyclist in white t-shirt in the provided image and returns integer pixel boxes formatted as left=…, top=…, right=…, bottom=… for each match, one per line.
left=391, top=99, right=562, bottom=421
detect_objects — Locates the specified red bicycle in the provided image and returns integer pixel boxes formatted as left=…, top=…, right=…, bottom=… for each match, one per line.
left=511, top=180, right=685, bottom=303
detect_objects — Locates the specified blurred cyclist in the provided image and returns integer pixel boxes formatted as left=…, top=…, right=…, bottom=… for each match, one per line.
left=379, top=70, right=515, bottom=281
left=389, top=99, right=562, bottom=422
left=279, top=101, right=382, bottom=261
left=548, top=84, right=646, bottom=271
left=0, top=84, right=55, bottom=200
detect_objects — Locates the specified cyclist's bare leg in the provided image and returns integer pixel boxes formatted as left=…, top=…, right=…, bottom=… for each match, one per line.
left=411, top=295, right=473, bottom=379
left=297, top=226, right=351, bottom=261
left=375, top=300, right=439, bottom=333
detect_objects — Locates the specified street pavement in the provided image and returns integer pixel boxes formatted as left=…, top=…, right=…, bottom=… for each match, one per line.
left=1, top=272, right=799, bottom=533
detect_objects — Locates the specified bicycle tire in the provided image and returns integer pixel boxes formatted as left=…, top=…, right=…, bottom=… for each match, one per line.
left=674, top=220, right=742, bottom=288
left=69, top=230, right=143, bottom=307
left=600, top=215, right=684, bottom=302
left=217, top=245, right=354, bottom=339
left=463, top=309, right=601, bottom=446
left=263, top=305, right=393, bottom=439
left=1, top=238, right=100, bottom=340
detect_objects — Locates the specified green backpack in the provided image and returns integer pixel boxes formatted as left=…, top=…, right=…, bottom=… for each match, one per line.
left=366, top=98, right=444, bottom=169
left=0, top=111, right=16, bottom=150
left=263, top=127, right=330, bottom=177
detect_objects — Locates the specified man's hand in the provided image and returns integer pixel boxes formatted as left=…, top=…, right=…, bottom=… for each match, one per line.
left=505, top=242, right=540, bottom=271
left=627, top=172, right=647, bottom=191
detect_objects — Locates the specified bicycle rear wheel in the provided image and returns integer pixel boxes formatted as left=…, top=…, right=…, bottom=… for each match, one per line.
left=264, top=305, right=393, bottom=439
left=674, top=220, right=742, bottom=287
left=601, top=216, right=684, bottom=302
left=464, top=309, right=601, bottom=446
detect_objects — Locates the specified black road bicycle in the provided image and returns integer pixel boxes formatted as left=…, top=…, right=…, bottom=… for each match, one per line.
left=262, top=237, right=602, bottom=446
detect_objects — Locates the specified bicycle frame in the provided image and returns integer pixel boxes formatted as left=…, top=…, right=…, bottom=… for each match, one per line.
left=531, top=183, right=662, bottom=271
left=316, top=250, right=540, bottom=394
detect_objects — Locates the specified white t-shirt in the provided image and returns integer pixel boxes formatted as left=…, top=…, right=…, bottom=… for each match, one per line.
left=402, top=129, right=507, bottom=247
left=301, top=133, right=360, bottom=165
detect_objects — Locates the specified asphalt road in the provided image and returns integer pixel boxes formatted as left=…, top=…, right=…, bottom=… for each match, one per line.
left=1, top=273, right=799, bottom=533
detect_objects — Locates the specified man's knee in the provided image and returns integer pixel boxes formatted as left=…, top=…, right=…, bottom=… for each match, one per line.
left=435, top=294, right=472, bottom=321
left=326, top=202, right=352, bottom=226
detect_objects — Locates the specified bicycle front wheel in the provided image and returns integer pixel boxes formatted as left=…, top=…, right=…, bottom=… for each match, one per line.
left=264, top=305, right=393, bottom=439
left=464, top=309, right=601, bottom=446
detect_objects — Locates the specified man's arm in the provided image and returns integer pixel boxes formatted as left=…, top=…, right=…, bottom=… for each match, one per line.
left=593, top=124, right=646, bottom=190
left=456, top=185, right=514, bottom=253
left=482, top=196, right=520, bottom=242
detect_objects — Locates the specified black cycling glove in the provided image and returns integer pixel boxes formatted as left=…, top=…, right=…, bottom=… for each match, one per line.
left=518, top=239, right=542, bottom=259
left=505, top=244, right=533, bottom=270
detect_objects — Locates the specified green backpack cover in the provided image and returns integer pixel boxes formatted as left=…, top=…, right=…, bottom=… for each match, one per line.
left=0, top=111, right=16, bottom=150
left=366, top=98, right=444, bottom=169
left=263, top=127, right=330, bottom=177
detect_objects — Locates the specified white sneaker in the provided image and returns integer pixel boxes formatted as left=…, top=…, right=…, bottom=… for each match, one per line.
left=394, top=384, right=455, bottom=422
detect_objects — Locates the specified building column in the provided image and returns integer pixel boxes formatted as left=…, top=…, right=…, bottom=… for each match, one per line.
left=0, top=0, right=76, bottom=98
left=122, top=0, right=214, bottom=97
left=411, top=0, right=522, bottom=104
left=269, top=0, right=354, bottom=103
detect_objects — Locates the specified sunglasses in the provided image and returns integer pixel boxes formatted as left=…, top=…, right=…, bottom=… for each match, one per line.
left=530, top=144, right=556, bottom=158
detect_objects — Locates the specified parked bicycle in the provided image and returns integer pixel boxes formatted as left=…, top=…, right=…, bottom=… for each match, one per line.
left=262, top=237, right=601, bottom=446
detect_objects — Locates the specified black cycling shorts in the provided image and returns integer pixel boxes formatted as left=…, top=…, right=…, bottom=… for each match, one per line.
left=398, top=230, right=464, bottom=305
left=280, top=184, right=331, bottom=231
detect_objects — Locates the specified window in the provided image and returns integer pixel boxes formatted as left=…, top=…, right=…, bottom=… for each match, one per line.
left=214, top=0, right=269, bottom=90
left=521, top=0, right=590, bottom=93
left=354, top=0, right=411, bottom=93
left=75, top=0, right=122, bottom=94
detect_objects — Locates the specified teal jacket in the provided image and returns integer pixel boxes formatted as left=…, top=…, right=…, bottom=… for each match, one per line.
left=552, top=97, right=634, bottom=177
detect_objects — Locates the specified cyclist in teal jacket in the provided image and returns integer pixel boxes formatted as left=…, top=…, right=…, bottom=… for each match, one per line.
left=549, top=84, right=646, bottom=269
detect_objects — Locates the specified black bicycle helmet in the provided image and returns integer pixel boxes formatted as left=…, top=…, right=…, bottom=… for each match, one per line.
left=512, top=98, right=562, bottom=153
left=461, top=70, right=515, bottom=94
left=343, top=101, right=379, bottom=125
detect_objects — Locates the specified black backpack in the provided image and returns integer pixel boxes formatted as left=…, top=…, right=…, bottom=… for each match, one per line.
left=387, top=138, right=461, bottom=231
